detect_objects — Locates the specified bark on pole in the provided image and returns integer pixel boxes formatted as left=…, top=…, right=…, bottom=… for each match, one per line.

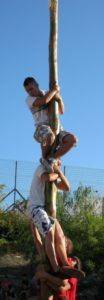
left=45, top=0, right=59, bottom=216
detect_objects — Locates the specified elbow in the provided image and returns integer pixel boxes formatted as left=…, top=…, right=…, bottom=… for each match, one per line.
left=61, top=107, right=65, bottom=114
left=59, top=107, right=64, bottom=115
left=60, top=110, right=64, bottom=115
left=65, top=184, right=71, bottom=192
left=60, top=103, right=65, bottom=114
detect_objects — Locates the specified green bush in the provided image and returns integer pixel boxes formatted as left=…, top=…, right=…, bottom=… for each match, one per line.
left=0, top=210, right=35, bottom=257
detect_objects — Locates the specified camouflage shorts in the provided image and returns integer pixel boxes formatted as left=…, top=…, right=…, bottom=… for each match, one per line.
left=58, top=130, right=70, bottom=143
left=50, top=130, right=72, bottom=155
left=34, top=125, right=54, bottom=146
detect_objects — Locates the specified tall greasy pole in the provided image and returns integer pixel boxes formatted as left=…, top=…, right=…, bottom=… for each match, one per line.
left=45, top=0, right=59, bottom=216
left=41, top=2, right=59, bottom=298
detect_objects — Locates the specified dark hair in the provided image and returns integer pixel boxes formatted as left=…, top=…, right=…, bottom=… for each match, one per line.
left=23, top=77, right=39, bottom=87
left=73, top=256, right=82, bottom=270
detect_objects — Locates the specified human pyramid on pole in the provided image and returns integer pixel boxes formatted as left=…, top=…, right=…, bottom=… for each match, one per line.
left=23, top=1, right=85, bottom=298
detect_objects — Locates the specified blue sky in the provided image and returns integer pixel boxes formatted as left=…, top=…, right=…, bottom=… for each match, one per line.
left=0, top=0, right=104, bottom=168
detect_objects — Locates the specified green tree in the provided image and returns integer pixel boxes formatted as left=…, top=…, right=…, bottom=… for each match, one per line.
left=56, top=186, right=104, bottom=273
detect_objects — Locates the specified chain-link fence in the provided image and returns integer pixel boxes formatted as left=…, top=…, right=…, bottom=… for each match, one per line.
left=0, top=159, right=104, bottom=211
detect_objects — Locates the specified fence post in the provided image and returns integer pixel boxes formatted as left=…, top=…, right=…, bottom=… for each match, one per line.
left=14, top=160, right=17, bottom=205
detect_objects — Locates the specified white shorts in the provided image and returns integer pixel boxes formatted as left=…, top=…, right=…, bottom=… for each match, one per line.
left=30, top=206, right=54, bottom=237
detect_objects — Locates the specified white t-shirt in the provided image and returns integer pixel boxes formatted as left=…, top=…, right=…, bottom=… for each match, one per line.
left=28, top=165, right=46, bottom=212
left=26, top=94, right=49, bottom=127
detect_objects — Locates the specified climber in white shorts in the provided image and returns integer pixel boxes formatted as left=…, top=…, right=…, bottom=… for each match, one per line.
left=28, top=161, right=84, bottom=280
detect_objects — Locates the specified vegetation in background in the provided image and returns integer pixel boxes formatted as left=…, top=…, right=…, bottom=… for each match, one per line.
left=0, top=185, right=104, bottom=276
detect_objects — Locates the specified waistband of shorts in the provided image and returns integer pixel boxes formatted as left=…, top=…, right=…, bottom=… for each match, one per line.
left=31, top=205, right=44, bottom=213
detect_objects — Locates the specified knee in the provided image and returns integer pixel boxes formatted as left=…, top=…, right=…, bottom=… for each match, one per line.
left=69, top=134, right=78, bottom=146
left=64, top=133, right=78, bottom=147
left=73, top=134, right=78, bottom=146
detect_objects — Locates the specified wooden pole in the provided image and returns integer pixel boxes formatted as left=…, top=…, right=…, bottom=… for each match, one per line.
left=45, top=0, right=59, bottom=216
left=49, top=0, right=59, bottom=134
left=41, top=2, right=59, bottom=298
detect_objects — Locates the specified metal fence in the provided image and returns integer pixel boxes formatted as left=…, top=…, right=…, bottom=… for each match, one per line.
left=0, top=159, right=104, bottom=211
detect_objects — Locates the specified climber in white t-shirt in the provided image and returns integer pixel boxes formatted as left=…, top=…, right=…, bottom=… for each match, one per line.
left=23, top=77, right=77, bottom=160
left=28, top=160, right=84, bottom=280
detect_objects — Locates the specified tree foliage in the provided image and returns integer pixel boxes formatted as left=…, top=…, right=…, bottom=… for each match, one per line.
left=57, top=186, right=104, bottom=273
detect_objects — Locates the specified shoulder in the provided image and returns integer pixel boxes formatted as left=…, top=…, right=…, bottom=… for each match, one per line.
left=26, top=96, right=36, bottom=107
left=38, top=90, right=47, bottom=97
left=35, top=164, right=46, bottom=178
